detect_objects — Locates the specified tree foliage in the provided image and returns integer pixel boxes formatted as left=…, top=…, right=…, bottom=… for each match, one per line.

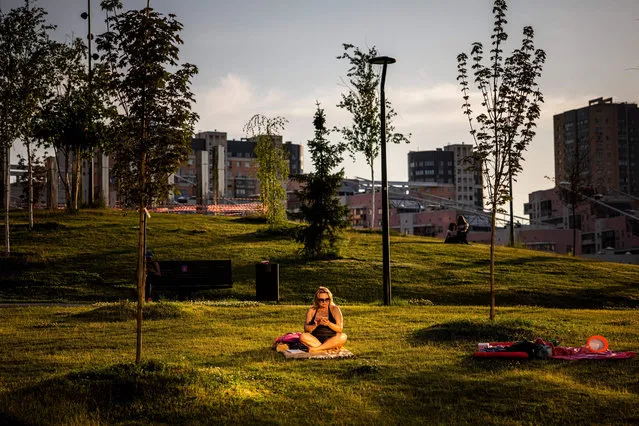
left=35, top=38, right=114, bottom=211
left=0, top=0, right=57, bottom=250
left=457, top=0, right=546, bottom=320
left=295, top=102, right=349, bottom=259
left=0, top=7, right=19, bottom=255
left=243, top=114, right=289, bottom=227
left=336, top=43, right=410, bottom=228
left=17, top=152, right=46, bottom=206
left=96, top=1, right=199, bottom=363
left=557, top=138, right=592, bottom=256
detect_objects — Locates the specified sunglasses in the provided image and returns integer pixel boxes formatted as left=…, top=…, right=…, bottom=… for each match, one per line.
left=317, top=297, right=330, bottom=302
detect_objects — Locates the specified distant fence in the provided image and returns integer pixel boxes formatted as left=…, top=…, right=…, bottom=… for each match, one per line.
left=151, top=202, right=264, bottom=216
left=15, top=200, right=264, bottom=217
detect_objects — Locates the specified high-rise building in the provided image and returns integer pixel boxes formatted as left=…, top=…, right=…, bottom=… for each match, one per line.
left=408, top=148, right=455, bottom=184
left=553, top=97, right=639, bottom=196
left=444, top=143, right=483, bottom=210
left=181, top=132, right=303, bottom=199
left=284, top=141, right=303, bottom=175
left=408, top=144, right=483, bottom=210
left=227, top=139, right=259, bottom=198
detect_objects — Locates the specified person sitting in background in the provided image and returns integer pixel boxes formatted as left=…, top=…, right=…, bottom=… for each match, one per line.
left=299, top=287, right=347, bottom=353
left=145, top=250, right=161, bottom=300
left=456, top=215, right=470, bottom=244
left=444, top=222, right=457, bottom=243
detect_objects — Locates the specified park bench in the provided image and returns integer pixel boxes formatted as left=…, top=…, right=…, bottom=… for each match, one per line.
left=148, top=260, right=232, bottom=299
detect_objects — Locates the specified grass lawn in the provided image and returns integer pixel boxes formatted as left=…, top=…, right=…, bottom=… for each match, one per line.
left=0, top=210, right=638, bottom=424
left=0, top=302, right=637, bottom=425
left=2, top=210, right=638, bottom=308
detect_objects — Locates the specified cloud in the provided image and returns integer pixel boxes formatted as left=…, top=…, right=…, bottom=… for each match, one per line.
left=194, top=73, right=288, bottom=136
left=193, top=76, right=609, bottom=218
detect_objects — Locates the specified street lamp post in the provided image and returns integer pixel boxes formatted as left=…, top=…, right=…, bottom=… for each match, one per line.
left=369, top=56, right=395, bottom=306
left=81, top=1, right=94, bottom=206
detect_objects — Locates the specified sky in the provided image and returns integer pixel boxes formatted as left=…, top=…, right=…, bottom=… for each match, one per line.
left=4, top=0, right=639, bottom=217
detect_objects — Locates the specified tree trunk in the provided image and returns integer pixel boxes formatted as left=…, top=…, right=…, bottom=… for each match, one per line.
left=26, top=139, right=34, bottom=231
left=370, top=165, right=375, bottom=229
left=72, top=145, right=81, bottom=210
left=508, top=170, right=514, bottom=246
left=489, top=206, right=497, bottom=321
left=56, top=149, right=72, bottom=210
left=136, top=206, right=145, bottom=364
left=3, top=145, right=10, bottom=256
left=572, top=204, right=577, bottom=257
left=136, top=150, right=147, bottom=364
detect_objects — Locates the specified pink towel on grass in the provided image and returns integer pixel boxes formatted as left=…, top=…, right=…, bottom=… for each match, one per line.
left=551, top=346, right=636, bottom=360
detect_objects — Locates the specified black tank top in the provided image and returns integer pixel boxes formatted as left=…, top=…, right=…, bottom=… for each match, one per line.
left=310, top=307, right=337, bottom=341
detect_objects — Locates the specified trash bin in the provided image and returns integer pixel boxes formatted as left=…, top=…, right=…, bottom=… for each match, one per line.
left=256, top=262, right=279, bottom=301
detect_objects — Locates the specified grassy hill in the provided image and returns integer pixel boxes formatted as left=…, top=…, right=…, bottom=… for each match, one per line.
left=1, top=210, right=638, bottom=424
left=1, top=209, right=638, bottom=308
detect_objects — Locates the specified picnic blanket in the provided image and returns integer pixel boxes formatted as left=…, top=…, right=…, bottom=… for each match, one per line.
left=282, top=348, right=355, bottom=360
left=474, top=339, right=636, bottom=360
left=551, top=346, right=636, bottom=360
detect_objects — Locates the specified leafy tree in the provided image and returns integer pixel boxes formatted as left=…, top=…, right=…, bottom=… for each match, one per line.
left=336, top=43, right=410, bottom=228
left=556, top=138, right=592, bottom=256
left=17, top=152, right=47, bottom=207
left=96, top=1, right=198, bottom=363
left=35, top=38, right=113, bottom=211
left=9, top=1, right=57, bottom=231
left=457, top=0, right=545, bottom=320
left=296, top=102, right=349, bottom=258
left=0, top=8, right=19, bottom=256
left=0, top=0, right=57, bottom=245
left=244, top=114, right=290, bottom=226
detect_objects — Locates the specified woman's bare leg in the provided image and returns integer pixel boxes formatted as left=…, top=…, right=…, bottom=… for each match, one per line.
left=308, top=333, right=347, bottom=353
left=299, top=332, right=322, bottom=349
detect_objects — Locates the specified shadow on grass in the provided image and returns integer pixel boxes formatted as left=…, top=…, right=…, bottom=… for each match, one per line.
left=392, top=284, right=639, bottom=309
left=466, top=255, right=568, bottom=268
left=0, top=361, right=217, bottom=425
left=69, top=301, right=190, bottom=323
left=379, top=365, right=639, bottom=424
left=410, top=319, right=536, bottom=346
left=0, top=270, right=131, bottom=302
left=390, top=240, right=447, bottom=245
left=10, top=222, right=69, bottom=232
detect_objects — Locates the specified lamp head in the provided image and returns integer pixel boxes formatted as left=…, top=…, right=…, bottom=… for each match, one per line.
left=369, top=56, right=396, bottom=65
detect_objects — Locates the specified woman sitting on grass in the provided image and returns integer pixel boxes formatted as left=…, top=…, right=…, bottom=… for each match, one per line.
left=299, top=287, right=347, bottom=353
left=456, top=215, right=470, bottom=244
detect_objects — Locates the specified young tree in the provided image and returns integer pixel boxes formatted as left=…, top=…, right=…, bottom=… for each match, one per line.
left=557, top=140, right=592, bottom=256
left=0, top=8, right=19, bottom=255
left=457, top=0, right=545, bottom=320
left=0, top=0, right=56, bottom=240
left=336, top=43, right=410, bottom=228
left=9, top=1, right=57, bottom=230
left=17, top=152, right=47, bottom=207
left=296, top=102, right=349, bottom=259
left=35, top=38, right=113, bottom=211
left=96, top=1, right=198, bottom=363
left=244, top=114, right=290, bottom=226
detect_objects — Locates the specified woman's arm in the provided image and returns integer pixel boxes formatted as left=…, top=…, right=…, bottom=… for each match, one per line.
left=304, top=308, right=317, bottom=333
